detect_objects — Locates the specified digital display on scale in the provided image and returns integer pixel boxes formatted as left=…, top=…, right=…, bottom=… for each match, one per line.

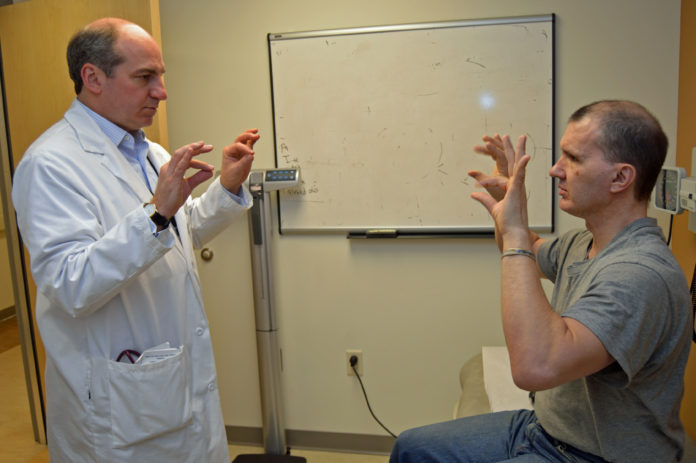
left=247, top=168, right=301, bottom=193
left=262, top=169, right=300, bottom=190
left=265, top=169, right=297, bottom=182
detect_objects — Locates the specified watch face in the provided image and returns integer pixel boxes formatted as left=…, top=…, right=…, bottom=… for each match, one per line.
left=144, top=203, right=156, bottom=215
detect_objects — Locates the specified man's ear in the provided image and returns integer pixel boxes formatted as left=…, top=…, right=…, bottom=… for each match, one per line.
left=80, top=63, right=105, bottom=95
left=610, top=163, right=636, bottom=194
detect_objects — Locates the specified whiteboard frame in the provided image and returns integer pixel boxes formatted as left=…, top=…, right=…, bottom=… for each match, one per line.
left=269, top=15, right=552, bottom=42
left=268, top=14, right=555, bottom=236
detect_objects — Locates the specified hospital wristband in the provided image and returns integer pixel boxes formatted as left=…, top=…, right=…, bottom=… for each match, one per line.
left=501, top=248, right=536, bottom=262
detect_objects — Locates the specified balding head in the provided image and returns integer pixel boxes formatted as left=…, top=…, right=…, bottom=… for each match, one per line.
left=67, top=18, right=166, bottom=131
left=66, top=18, right=151, bottom=94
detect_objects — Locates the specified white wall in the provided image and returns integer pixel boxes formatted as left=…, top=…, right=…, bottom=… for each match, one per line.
left=159, top=0, right=681, bottom=436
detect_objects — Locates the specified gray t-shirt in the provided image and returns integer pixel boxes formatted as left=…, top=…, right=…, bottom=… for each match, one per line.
left=535, top=218, right=692, bottom=463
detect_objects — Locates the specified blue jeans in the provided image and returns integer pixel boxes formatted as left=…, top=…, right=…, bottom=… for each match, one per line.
left=389, top=410, right=609, bottom=463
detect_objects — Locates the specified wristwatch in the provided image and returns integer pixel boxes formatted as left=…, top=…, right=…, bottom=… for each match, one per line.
left=143, top=202, right=170, bottom=229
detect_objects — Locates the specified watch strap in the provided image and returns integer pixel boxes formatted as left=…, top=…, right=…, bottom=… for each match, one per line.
left=143, top=203, right=170, bottom=229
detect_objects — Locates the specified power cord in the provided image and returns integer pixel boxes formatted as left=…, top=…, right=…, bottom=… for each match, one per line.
left=349, top=355, right=397, bottom=439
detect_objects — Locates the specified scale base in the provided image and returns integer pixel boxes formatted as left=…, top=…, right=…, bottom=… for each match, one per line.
left=232, top=454, right=306, bottom=463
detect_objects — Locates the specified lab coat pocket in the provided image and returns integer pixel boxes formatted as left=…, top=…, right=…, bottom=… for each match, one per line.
left=108, top=347, right=192, bottom=448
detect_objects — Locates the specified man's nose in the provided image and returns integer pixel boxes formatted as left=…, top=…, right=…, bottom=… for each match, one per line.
left=549, top=159, right=563, bottom=178
left=151, top=78, right=168, bottom=100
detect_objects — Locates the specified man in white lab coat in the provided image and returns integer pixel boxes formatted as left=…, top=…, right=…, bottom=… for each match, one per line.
left=12, top=17, right=258, bottom=462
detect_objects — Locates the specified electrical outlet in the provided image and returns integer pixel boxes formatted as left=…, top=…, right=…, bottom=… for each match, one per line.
left=346, top=349, right=363, bottom=376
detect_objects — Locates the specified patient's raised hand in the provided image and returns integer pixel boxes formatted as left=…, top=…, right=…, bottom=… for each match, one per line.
left=468, top=134, right=513, bottom=201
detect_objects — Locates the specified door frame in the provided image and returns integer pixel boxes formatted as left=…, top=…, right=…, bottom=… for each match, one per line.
left=0, top=42, right=46, bottom=443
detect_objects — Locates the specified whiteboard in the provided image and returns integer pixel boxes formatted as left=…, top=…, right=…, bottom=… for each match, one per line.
left=269, top=15, right=554, bottom=235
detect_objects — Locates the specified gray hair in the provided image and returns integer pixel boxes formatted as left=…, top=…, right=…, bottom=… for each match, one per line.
left=66, top=22, right=124, bottom=94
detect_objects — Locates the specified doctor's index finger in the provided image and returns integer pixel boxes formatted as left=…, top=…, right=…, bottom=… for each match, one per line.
left=170, top=142, right=214, bottom=172
left=188, top=158, right=215, bottom=172
left=173, top=141, right=214, bottom=158
left=233, top=129, right=261, bottom=150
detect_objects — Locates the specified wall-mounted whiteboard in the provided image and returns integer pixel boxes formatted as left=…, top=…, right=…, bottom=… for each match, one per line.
left=269, top=15, right=554, bottom=235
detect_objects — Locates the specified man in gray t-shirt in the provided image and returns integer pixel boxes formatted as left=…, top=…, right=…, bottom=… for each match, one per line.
left=390, top=101, right=692, bottom=463
left=535, top=219, right=690, bottom=462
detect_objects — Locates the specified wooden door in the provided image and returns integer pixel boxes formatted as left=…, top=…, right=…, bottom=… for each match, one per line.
left=0, top=0, right=168, bottom=442
left=673, top=0, right=696, bottom=441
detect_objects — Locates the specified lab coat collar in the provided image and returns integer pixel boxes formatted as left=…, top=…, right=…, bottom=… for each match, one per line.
left=64, top=99, right=154, bottom=202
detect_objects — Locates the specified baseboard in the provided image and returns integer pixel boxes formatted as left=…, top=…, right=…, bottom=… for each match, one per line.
left=226, top=426, right=394, bottom=455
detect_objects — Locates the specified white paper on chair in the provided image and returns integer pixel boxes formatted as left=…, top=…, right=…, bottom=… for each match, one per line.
left=482, top=346, right=532, bottom=412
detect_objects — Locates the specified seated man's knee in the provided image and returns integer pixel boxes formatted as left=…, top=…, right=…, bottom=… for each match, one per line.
left=390, top=426, right=437, bottom=462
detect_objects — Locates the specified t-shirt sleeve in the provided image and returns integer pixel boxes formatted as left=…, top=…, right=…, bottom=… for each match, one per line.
left=562, top=261, right=669, bottom=384
left=538, top=236, right=563, bottom=283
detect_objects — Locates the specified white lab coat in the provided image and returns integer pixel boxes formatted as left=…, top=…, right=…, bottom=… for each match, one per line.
left=12, top=100, right=251, bottom=462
